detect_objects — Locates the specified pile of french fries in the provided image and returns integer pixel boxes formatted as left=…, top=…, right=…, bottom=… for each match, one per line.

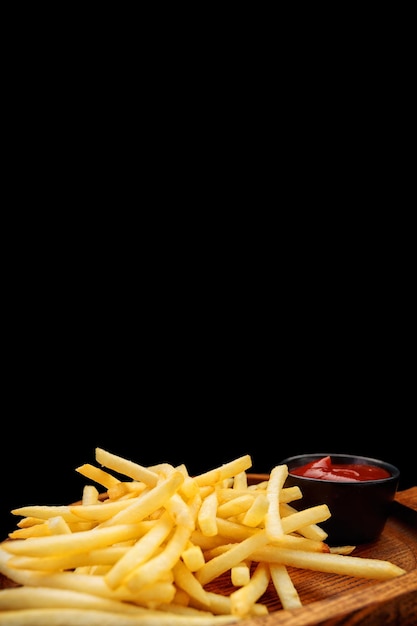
left=0, top=448, right=406, bottom=625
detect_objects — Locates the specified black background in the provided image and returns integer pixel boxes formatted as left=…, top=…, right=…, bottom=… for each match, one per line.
left=2, top=38, right=415, bottom=545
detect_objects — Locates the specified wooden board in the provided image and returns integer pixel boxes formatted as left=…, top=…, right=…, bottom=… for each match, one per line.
left=1, top=482, right=416, bottom=625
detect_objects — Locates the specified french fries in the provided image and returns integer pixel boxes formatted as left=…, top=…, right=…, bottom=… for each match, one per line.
left=0, top=448, right=407, bottom=625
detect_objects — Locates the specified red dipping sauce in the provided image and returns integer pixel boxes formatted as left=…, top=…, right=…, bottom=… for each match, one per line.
left=290, top=455, right=391, bottom=482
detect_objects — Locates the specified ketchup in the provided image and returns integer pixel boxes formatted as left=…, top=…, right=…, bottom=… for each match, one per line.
left=290, top=456, right=391, bottom=482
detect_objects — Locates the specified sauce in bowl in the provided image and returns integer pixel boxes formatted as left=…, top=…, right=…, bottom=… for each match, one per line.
left=290, top=455, right=391, bottom=482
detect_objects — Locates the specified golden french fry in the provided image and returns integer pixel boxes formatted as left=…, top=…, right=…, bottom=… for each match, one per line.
left=231, top=560, right=251, bottom=586
left=8, top=546, right=128, bottom=571
left=11, top=505, right=83, bottom=524
left=0, top=607, right=240, bottom=625
left=16, top=517, right=44, bottom=528
left=3, top=524, right=146, bottom=557
left=75, top=463, right=121, bottom=489
left=330, top=545, right=356, bottom=555
left=279, top=486, right=302, bottom=503
left=47, top=516, right=71, bottom=535
left=265, top=464, right=288, bottom=541
left=8, top=524, right=51, bottom=539
left=280, top=503, right=331, bottom=535
left=69, top=497, right=142, bottom=522
left=251, top=547, right=406, bottom=580
left=269, top=563, right=302, bottom=609
left=217, top=495, right=253, bottom=518
left=81, top=484, right=100, bottom=504
left=95, top=448, right=159, bottom=487
left=181, top=543, right=205, bottom=572
left=215, top=517, right=258, bottom=541
left=0, top=585, right=149, bottom=613
left=232, top=471, right=248, bottom=490
left=194, top=455, right=252, bottom=488
left=280, top=502, right=329, bottom=541
left=197, top=490, right=218, bottom=537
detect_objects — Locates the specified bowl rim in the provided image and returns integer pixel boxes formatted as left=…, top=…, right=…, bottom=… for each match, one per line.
left=279, top=452, right=400, bottom=484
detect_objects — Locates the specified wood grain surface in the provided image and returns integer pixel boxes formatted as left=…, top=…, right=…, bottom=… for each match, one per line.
left=1, top=484, right=416, bottom=625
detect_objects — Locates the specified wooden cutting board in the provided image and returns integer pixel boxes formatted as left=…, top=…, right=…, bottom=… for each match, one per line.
left=1, top=484, right=416, bottom=625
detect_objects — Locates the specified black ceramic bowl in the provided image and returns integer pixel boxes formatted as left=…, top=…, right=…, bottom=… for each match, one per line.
left=279, top=453, right=400, bottom=546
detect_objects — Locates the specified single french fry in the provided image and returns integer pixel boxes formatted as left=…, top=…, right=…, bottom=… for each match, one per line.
left=189, top=530, right=227, bottom=551
left=3, top=524, right=146, bottom=557
left=280, top=502, right=329, bottom=541
left=197, top=490, right=218, bottom=537
left=47, top=516, right=72, bottom=535
left=216, top=488, right=261, bottom=502
left=217, top=495, right=253, bottom=518
left=8, top=547, right=128, bottom=571
left=0, top=608, right=240, bottom=625
left=280, top=504, right=331, bottom=535
left=215, top=517, right=258, bottom=541
left=16, top=517, right=44, bottom=528
left=95, top=448, right=159, bottom=487
left=75, top=464, right=121, bottom=489
left=252, top=547, right=406, bottom=580
left=8, top=524, right=51, bottom=539
left=182, top=543, right=205, bottom=572
left=69, top=497, right=142, bottom=522
left=231, top=560, right=251, bottom=586
left=11, top=505, right=84, bottom=524
left=269, top=563, right=302, bottom=609
left=265, top=464, right=288, bottom=541
left=233, top=471, right=248, bottom=490
left=194, top=455, right=252, bottom=488
left=279, top=486, right=302, bottom=503
left=81, top=484, right=100, bottom=505
left=330, top=545, right=356, bottom=555
left=0, top=585, right=149, bottom=613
